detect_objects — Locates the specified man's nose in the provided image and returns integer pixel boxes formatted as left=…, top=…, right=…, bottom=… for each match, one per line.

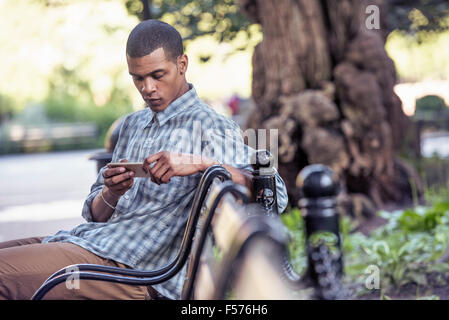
left=142, top=78, right=156, bottom=94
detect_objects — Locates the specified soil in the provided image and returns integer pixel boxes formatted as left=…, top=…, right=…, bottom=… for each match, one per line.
left=357, top=272, right=449, bottom=300
left=353, top=215, right=389, bottom=236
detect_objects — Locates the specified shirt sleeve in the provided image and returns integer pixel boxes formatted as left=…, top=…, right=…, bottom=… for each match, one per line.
left=81, top=115, right=131, bottom=222
left=81, top=167, right=106, bottom=222
left=201, top=118, right=289, bottom=214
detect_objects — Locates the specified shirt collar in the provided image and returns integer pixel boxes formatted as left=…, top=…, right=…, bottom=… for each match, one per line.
left=144, top=83, right=198, bottom=128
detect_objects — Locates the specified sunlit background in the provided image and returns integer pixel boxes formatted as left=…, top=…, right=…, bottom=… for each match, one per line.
left=0, top=0, right=448, bottom=241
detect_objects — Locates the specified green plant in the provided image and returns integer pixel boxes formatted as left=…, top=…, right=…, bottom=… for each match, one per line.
left=415, top=95, right=449, bottom=114
left=0, top=93, right=16, bottom=123
left=281, top=200, right=449, bottom=299
left=280, top=207, right=307, bottom=275
left=43, top=65, right=134, bottom=147
left=397, top=202, right=449, bottom=232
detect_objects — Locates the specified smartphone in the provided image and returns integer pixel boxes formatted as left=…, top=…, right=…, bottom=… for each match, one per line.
left=107, top=162, right=151, bottom=178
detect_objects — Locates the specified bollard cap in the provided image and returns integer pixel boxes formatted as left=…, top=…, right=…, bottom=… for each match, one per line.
left=297, top=164, right=339, bottom=198
left=251, top=150, right=274, bottom=170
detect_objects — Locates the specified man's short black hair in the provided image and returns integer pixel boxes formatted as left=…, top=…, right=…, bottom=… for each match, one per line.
left=126, top=20, right=183, bottom=62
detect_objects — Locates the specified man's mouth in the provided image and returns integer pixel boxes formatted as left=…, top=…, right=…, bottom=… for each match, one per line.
left=146, top=98, right=162, bottom=105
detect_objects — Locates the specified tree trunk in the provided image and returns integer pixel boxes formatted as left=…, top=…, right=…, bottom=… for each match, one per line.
left=141, top=0, right=152, bottom=20
left=239, top=0, right=423, bottom=219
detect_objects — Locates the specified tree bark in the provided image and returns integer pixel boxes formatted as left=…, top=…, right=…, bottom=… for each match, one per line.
left=239, top=0, right=423, bottom=218
left=141, top=0, right=152, bottom=20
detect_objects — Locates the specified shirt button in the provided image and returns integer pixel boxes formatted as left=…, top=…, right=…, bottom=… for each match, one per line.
left=124, top=195, right=130, bottom=200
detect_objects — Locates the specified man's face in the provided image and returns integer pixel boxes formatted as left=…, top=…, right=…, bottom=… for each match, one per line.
left=127, top=47, right=188, bottom=112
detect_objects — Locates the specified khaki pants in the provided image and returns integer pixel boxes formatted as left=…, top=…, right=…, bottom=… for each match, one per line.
left=0, top=237, right=156, bottom=300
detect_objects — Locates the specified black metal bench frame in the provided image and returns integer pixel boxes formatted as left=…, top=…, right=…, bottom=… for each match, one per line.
left=32, top=163, right=346, bottom=300
left=31, top=165, right=248, bottom=300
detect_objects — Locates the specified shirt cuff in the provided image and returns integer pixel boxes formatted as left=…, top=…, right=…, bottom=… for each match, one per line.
left=274, top=172, right=289, bottom=214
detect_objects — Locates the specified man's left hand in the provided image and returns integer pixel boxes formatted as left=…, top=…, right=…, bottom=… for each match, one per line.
left=142, top=151, right=217, bottom=185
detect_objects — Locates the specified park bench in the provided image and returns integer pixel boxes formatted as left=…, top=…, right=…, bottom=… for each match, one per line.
left=31, top=151, right=346, bottom=300
left=184, top=162, right=346, bottom=300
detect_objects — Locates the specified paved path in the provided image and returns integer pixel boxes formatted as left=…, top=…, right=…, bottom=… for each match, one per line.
left=0, top=149, right=102, bottom=242
left=421, top=132, right=449, bottom=158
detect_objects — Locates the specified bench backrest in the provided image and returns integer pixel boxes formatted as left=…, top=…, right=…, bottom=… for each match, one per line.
left=184, top=164, right=345, bottom=300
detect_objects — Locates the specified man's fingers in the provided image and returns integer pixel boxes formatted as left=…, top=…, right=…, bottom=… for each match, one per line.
left=160, top=169, right=174, bottom=183
left=153, top=163, right=170, bottom=184
left=105, top=171, right=134, bottom=187
left=150, top=174, right=159, bottom=185
left=103, top=167, right=126, bottom=178
left=143, top=152, right=163, bottom=172
left=111, top=171, right=134, bottom=185
left=104, top=159, right=129, bottom=178
left=114, top=177, right=134, bottom=191
left=149, top=159, right=164, bottom=176
left=147, top=160, right=163, bottom=184
left=154, top=163, right=170, bottom=177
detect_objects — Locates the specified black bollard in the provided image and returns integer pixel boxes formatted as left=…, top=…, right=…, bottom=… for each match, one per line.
left=251, top=150, right=279, bottom=216
left=297, top=164, right=344, bottom=300
left=251, top=150, right=304, bottom=283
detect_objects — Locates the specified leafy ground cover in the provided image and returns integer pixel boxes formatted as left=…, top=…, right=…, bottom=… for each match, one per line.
left=281, top=200, right=449, bottom=300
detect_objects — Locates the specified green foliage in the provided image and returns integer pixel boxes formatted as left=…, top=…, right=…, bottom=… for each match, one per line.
left=417, top=294, right=440, bottom=300
left=386, top=28, right=449, bottom=81
left=415, top=95, right=449, bottom=113
left=357, top=204, right=449, bottom=292
left=387, top=0, right=449, bottom=35
left=125, top=0, right=449, bottom=41
left=402, top=156, right=449, bottom=203
left=125, top=0, right=253, bottom=44
left=124, top=0, right=449, bottom=45
left=126, top=0, right=449, bottom=83
left=398, top=202, right=449, bottom=232
left=0, top=93, right=16, bottom=123
left=281, top=200, right=449, bottom=299
left=280, top=208, right=307, bottom=275
left=43, top=65, right=134, bottom=146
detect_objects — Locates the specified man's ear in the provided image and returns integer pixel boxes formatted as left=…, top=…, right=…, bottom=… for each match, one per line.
left=177, top=54, right=188, bottom=75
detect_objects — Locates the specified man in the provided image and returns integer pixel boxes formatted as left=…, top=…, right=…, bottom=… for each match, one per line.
left=0, top=20, right=288, bottom=300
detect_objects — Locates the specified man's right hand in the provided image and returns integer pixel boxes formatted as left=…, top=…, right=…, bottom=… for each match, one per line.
left=103, top=159, right=135, bottom=198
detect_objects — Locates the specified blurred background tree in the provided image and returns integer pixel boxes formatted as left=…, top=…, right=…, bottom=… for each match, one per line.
left=124, top=0, right=253, bottom=43
left=124, top=0, right=449, bottom=45
left=0, top=0, right=140, bottom=151
left=387, top=0, right=449, bottom=35
left=1, top=0, right=448, bottom=213
left=0, top=0, right=258, bottom=152
left=124, top=0, right=449, bottom=214
left=415, top=95, right=449, bottom=115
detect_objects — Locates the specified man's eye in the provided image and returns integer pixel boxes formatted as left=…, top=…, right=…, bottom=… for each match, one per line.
left=133, top=76, right=143, bottom=81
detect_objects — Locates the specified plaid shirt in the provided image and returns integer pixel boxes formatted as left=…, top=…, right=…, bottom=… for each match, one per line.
left=43, top=84, right=288, bottom=299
